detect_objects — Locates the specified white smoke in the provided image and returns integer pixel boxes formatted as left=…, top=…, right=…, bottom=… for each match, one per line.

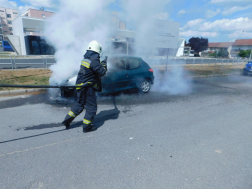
left=45, top=0, right=114, bottom=85
left=152, top=64, right=192, bottom=95
left=45, top=0, right=191, bottom=96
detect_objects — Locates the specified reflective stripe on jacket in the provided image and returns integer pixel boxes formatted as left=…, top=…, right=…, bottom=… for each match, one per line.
left=75, top=57, right=106, bottom=92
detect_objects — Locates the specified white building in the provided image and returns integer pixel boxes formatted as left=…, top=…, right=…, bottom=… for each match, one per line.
left=231, top=39, right=252, bottom=57
left=10, top=13, right=181, bottom=56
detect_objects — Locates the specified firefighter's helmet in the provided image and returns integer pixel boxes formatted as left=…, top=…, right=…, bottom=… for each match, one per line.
left=87, top=40, right=102, bottom=54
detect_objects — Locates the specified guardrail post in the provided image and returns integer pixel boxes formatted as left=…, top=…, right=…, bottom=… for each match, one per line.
left=215, top=58, right=217, bottom=66
left=14, top=55, right=17, bottom=71
left=9, top=55, right=13, bottom=71
left=201, top=59, right=203, bottom=66
left=41, top=56, right=45, bottom=70
left=46, top=56, right=48, bottom=69
left=232, top=59, right=234, bottom=66
left=193, top=58, right=195, bottom=66
left=221, top=59, right=223, bottom=67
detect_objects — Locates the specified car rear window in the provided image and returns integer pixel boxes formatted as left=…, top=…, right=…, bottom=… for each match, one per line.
left=128, top=58, right=140, bottom=70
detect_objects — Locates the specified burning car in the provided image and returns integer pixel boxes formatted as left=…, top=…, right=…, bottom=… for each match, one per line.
left=61, top=55, right=154, bottom=97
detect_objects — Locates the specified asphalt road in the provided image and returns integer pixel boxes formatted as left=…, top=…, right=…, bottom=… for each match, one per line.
left=0, top=57, right=244, bottom=70
left=1, top=75, right=252, bottom=188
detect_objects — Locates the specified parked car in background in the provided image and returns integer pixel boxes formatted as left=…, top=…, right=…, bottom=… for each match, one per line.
left=2, top=40, right=14, bottom=51
left=243, top=61, right=252, bottom=76
left=60, top=55, right=155, bottom=98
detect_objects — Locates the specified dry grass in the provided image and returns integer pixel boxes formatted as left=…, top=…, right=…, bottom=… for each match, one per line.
left=154, top=63, right=246, bottom=77
left=0, top=69, right=52, bottom=91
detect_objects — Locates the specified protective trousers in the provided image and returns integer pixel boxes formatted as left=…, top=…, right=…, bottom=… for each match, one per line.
left=62, top=87, right=97, bottom=128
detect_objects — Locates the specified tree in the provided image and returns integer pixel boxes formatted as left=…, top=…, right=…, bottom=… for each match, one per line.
left=238, top=50, right=251, bottom=58
left=188, top=37, right=208, bottom=53
left=218, top=49, right=229, bottom=57
left=209, top=51, right=217, bottom=57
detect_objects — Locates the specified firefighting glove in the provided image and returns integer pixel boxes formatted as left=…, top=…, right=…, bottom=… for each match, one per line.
left=101, top=56, right=108, bottom=71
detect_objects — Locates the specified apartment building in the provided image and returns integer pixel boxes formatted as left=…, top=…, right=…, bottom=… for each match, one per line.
left=0, top=7, right=19, bottom=36
left=0, top=18, right=2, bottom=41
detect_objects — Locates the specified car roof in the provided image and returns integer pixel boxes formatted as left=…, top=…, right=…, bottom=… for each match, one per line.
left=104, top=54, right=142, bottom=60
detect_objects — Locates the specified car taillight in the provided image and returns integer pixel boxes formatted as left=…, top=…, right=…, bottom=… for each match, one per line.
left=149, top=69, right=153, bottom=72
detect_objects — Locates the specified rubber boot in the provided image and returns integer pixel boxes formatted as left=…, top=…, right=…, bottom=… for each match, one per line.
left=62, top=115, right=75, bottom=129
left=82, top=124, right=97, bottom=133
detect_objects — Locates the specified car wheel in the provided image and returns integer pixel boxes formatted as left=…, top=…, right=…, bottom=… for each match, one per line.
left=138, top=79, right=151, bottom=93
left=243, top=71, right=248, bottom=76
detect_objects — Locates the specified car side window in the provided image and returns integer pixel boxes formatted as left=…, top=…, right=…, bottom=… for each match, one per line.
left=108, top=57, right=127, bottom=71
left=128, top=58, right=140, bottom=70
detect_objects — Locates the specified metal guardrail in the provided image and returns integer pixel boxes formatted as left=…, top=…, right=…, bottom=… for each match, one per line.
left=14, top=55, right=45, bottom=71
left=0, top=55, right=13, bottom=71
left=0, top=55, right=248, bottom=71
left=45, top=55, right=55, bottom=69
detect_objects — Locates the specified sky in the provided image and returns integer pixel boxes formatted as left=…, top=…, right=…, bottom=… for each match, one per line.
left=1, top=0, right=252, bottom=43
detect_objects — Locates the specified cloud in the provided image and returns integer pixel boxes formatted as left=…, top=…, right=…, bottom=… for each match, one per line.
left=21, top=0, right=59, bottom=8
left=0, top=0, right=17, bottom=9
left=154, top=12, right=169, bottom=20
left=206, top=9, right=221, bottom=18
left=210, top=0, right=251, bottom=4
left=228, top=31, right=252, bottom=38
left=183, top=17, right=252, bottom=32
left=18, top=5, right=37, bottom=15
left=177, top=9, right=186, bottom=16
left=222, top=5, right=252, bottom=15
left=183, top=19, right=205, bottom=28
left=180, top=30, right=218, bottom=37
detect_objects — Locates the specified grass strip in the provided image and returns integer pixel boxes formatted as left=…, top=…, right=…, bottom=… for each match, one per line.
left=0, top=69, right=51, bottom=91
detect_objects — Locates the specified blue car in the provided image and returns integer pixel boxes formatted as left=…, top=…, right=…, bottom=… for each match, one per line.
left=60, top=55, right=155, bottom=97
left=243, top=61, right=252, bottom=76
left=2, top=40, right=14, bottom=51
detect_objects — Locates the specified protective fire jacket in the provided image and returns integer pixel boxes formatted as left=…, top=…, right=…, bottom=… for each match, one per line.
left=76, top=50, right=107, bottom=92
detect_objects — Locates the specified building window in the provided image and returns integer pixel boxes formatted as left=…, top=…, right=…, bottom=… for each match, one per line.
left=4, top=31, right=8, bottom=33
left=0, top=10, right=4, bottom=12
left=2, top=24, right=7, bottom=26
left=13, top=12, right=18, bottom=14
left=7, top=14, right=11, bottom=18
left=42, top=14, right=46, bottom=18
left=9, top=27, right=12, bottom=31
left=0, top=24, right=1, bottom=27
left=7, top=20, right=12, bottom=24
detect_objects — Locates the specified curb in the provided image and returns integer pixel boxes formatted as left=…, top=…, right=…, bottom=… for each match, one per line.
left=0, top=88, right=47, bottom=96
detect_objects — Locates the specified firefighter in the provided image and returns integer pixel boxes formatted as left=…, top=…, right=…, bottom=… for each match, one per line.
left=62, top=40, right=107, bottom=132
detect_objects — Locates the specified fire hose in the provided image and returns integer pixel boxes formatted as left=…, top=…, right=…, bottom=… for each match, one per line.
left=0, top=83, right=89, bottom=89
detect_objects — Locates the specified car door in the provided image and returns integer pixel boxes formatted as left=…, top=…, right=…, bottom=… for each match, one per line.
left=102, top=57, right=131, bottom=92
left=126, top=57, right=142, bottom=88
